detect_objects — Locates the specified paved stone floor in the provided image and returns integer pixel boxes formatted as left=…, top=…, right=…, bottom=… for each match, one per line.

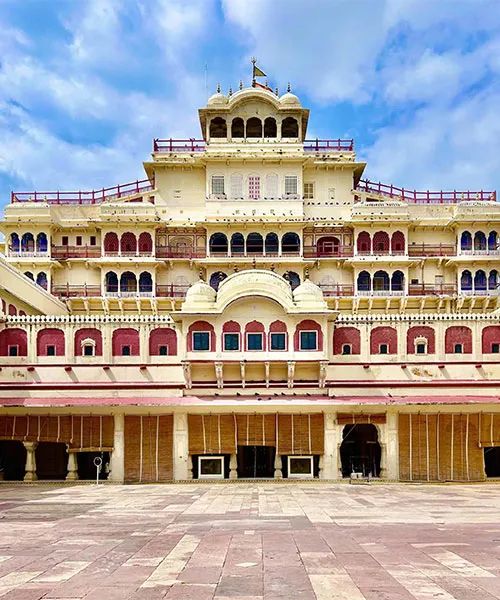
left=1, top=484, right=500, bottom=599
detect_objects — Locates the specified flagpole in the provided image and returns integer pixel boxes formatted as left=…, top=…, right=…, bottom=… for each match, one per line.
left=205, top=63, right=208, bottom=100
left=251, top=56, right=256, bottom=87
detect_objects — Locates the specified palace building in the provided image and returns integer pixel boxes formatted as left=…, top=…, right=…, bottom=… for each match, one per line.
left=1, top=80, right=500, bottom=483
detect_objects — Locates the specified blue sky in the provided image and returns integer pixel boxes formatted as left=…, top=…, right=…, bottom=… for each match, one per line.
left=1, top=0, right=500, bottom=213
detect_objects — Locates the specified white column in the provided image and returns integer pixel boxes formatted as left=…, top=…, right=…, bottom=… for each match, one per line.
left=66, top=448, right=79, bottom=480
left=321, top=412, right=339, bottom=479
left=385, top=411, right=399, bottom=480
left=173, top=412, right=189, bottom=481
left=23, top=441, right=37, bottom=481
left=28, top=324, right=37, bottom=363
left=108, top=414, right=125, bottom=482
left=139, top=323, right=148, bottom=363
left=229, top=454, right=238, bottom=479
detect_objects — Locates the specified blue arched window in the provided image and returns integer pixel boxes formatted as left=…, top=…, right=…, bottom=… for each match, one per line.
left=460, top=231, right=472, bottom=251
left=36, top=233, right=48, bottom=253
left=461, top=270, right=473, bottom=291
left=357, top=271, right=371, bottom=291
left=474, top=270, right=487, bottom=291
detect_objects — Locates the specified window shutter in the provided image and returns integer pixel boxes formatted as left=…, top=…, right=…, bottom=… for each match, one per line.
left=230, top=174, right=243, bottom=198
left=285, top=176, right=298, bottom=196
left=249, top=176, right=261, bottom=199
left=265, top=174, right=279, bottom=198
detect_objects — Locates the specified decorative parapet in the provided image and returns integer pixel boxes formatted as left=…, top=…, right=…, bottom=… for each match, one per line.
left=337, top=312, right=500, bottom=324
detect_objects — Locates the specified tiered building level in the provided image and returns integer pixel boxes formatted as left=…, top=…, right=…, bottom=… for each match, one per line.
left=1, top=84, right=500, bottom=482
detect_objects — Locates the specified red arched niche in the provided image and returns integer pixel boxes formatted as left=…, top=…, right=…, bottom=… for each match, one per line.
left=0, top=328, right=28, bottom=356
left=104, top=232, right=119, bottom=253
left=8, top=304, right=17, bottom=316
left=445, top=326, right=472, bottom=354
left=294, top=320, right=323, bottom=351
left=74, top=328, right=103, bottom=356
left=112, top=328, right=140, bottom=356
left=370, top=326, right=397, bottom=354
left=37, top=328, right=65, bottom=356
left=187, top=321, right=215, bottom=351
left=482, top=326, right=500, bottom=353
left=245, top=321, right=266, bottom=351
left=269, top=320, right=287, bottom=350
left=407, top=326, right=435, bottom=354
left=333, top=327, right=360, bottom=355
left=149, top=328, right=177, bottom=356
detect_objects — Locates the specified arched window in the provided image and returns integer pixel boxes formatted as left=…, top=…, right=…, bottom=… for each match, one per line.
left=284, top=271, right=301, bottom=290
left=370, top=327, right=397, bottom=354
left=10, top=233, right=20, bottom=252
left=269, top=320, right=287, bottom=351
left=333, top=327, right=361, bottom=355
left=445, top=326, right=472, bottom=354
left=264, top=117, right=277, bottom=138
left=265, top=233, right=279, bottom=255
left=245, top=321, right=266, bottom=351
left=209, top=117, right=227, bottom=138
left=391, top=270, right=404, bottom=292
left=357, top=232, right=371, bottom=254
left=37, top=328, right=65, bottom=356
left=489, top=231, right=498, bottom=251
left=357, top=271, right=371, bottom=291
left=120, top=272, right=137, bottom=293
left=246, top=232, right=263, bottom=254
left=139, top=272, right=153, bottom=293
left=36, top=233, right=48, bottom=253
left=373, top=271, right=389, bottom=291
left=149, top=328, right=177, bottom=356
left=391, top=231, right=405, bottom=254
left=188, top=321, right=215, bottom=352
left=317, top=236, right=340, bottom=257
left=373, top=231, right=390, bottom=254
left=489, top=270, right=499, bottom=290
left=104, top=232, right=119, bottom=253
left=120, top=232, right=137, bottom=254
left=112, top=328, right=140, bottom=356
left=482, top=326, right=500, bottom=354
left=36, top=272, right=48, bottom=290
left=294, top=320, right=323, bottom=351
left=231, top=118, right=244, bottom=138
left=138, top=232, right=152, bottom=254
left=21, top=233, right=34, bottom=252
left=0, top=328, right=28, bottom=357
left=460, top=270, right=473, bottom=291
left=474, top=231, right=487, bottom=251
left=407, top=326, right=435, bottom=354
left=282, top=232, right=300, bottom=254
left=474, top=270, right=487, bottom=291
left=8, top=304, right=17, bottom=316
left=209, top=271, right=227, bottom=291
left=231, top=233, right=245, bottom=255
left=461, top=231, right=472, bottom=251
left=74, top=328, right=103, bottom=357
left=246, top=117, right=262, bottom=138
left=282, top=117, right=299, bottom=138
left=105, top=271, right=118, bottom=293
left=24, top=271, right=34, bottom=281
left=209, top=233, right=228, bottom=255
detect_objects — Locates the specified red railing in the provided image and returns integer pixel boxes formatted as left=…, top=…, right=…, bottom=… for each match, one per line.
left=303, top=245, right=354, bottom=258
left=408, top=284, right=457, bottom=296
left=11, top=179, right=154, bottom=205
left=156, top=284, right=190, bottom=298
left=318, top=284, right=355, bottom=297
left=408, top=244, right=457, bottom=257
left=103, top=251, right=154, bottom=258
left=156, top=247, right=207, bottom=259
left=356, top=249, right=406, bottom=257
left=304, top=139, right=354, bottom=152
left=51, top=246, right=101, bottom=259
left=52, top=285, right=102, bottom=298
left=356, top=180, right=496, bottom=204
left=153, top=139, right=206, bottom=152
left=51, top=284, right=190, bottom=299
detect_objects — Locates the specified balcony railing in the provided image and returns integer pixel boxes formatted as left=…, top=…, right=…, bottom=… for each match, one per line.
left=318, top=284, right=355, bottom=297
left=303, top=139, right=354, bottom=152
left=408, top=284, right=458, bottom=296
left=154, top=139, right=206, bottom=152
left=408, top=244, right=457, bottom=257
left=356, top=249, right=406, bottom=257
left=460, top=288, right=500, bottom=297
left=357, top=289, right=405, bottom=297
left=51, top=284, right=190, bottom=299
left=459, top=246, right=500, bottom=256
left=304, top=246, right=354, bottom=258
left=51, top=246, right=101, bottom=259
left=156, top=285, right=190, bottom=298
left=52, top=285, right=102, bottom=298
left=11, top=179, right=154, bottom=205
left=8, top=250, right=49, bottom=258
left=156, top=247, right=207, bottom=259
left=103, top=251, right=154, bottom=258
left=153, top=138, right=355, bottom=153
left=356, top=180, right=497, bottom=204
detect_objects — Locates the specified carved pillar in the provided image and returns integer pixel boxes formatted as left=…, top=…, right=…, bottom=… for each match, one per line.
left=182, top=361, right=192, bottom=389
left=108, top=414, right=125, bottom=482
left=385, top=410, right=399, bottom=480
left=66, top=448, right=79, bottom=480
left=215, top=361, right=224, bottom=389
left=229, top=454, right=238, bottom=479
left=173, top=412, right=189, bottom=481
left=287, top=360, right=295, bottom=389
left=274, top=452, right=283, bottom=479
left=319, top=360, right=328, bottom=388
left=23, top=441, right=38, bottom=481
left=322, top=412, right=339, bottom=479
left=240, top=361, right=246, bottom=388
left=265, top=361, right=270, bottom=388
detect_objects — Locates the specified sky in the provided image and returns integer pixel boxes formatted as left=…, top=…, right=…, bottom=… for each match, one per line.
left=1, top=0, right=500, bottom=213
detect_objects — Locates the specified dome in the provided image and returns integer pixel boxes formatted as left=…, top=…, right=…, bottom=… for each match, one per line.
left=207, top=92, right=229, bottom=107
left=182, top=279, right=216, bottom=311
left=280, top=92, right=301, bottom=107
left=293, top=279, right=326, bottom=309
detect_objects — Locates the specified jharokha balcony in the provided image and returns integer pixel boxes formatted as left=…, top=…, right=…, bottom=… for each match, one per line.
left=408, top=244, right=457, bottom=257
left=152, top=138, right=354, bottom=152
left=356, top=179, right=496, bottom=204
left=51, top=245, right=101, bottom=259
left=51, top=284, right=190, bottom=299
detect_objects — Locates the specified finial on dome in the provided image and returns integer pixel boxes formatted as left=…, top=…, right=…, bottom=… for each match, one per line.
left=270, top=263, right=275, bottom=272
left=265, top=79, right=268, bottom=87
left=287, top=82, right=291, bottom=93
left=305, top=266, right=309, bottom=280
left=233, top=265, right=239, bottom=273
left=252, top=258, right=257, bottom=269
left=239, top=80, right=243, bottom=90
left=275, top=87, right=279, bottom=96
left=217, top=82, right=221, bottom=93
left=284, top=270, right=290, bottom=281
left=229, top=87, right=233, bottom=96
left=198, top=268, right=204, bottom=281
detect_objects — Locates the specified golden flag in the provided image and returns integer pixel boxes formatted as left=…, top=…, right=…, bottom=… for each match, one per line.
left=253, top=65, right=266, bottom=77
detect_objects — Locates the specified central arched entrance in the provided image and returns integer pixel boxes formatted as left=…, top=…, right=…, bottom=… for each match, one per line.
left=340, top=424, right=381, bottom=477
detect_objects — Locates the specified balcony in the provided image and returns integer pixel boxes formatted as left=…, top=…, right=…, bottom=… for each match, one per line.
left=356, top=180, right=496, bottom=204
left=355, top=250, right=406, bottom=257
left=51, top=285, right=190, bottom=299
left=156, top=285, right=190, bottom=298
left=153, top=139, right=206, bottom=152
left=102, top=251, right=155, bottom=259
left=51, top=245, right=101, bottom=259
left=460, top=288, right=500, bottom=297
left=156, top=247, right=207, bottom=259
left=318, top=284, right=354, bottom=297
left=52, top=285, right=102, bottom=298
left=304, top=246, right=354, bottom=258
left=356, top=289, right=405, bottom=297
left=303, top=139, right=354, bottom=152
left=8, top=250, right=49, bottom=259
left=152, top=138, right=354, bottom=153
left=408, top=284, right=457, bottom=296
left=11, top=179, right=154, bottom=205
left=459, top=247, right=500, bottom=256
left=408, top=244, right=456, bottom=257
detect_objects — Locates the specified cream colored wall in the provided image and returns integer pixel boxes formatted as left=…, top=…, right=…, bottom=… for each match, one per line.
left=154, top=167, right=206, bottom=216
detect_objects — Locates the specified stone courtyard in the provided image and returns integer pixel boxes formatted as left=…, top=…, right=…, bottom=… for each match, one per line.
left=0, top=484, right=500, bottom=599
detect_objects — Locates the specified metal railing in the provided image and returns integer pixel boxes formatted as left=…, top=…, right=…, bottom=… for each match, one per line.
left=153, top=138, right=206, bottom=152
left=318, top=284, right=355, bottom=297
left=303, top=139, right=354, bottom=152
left=156, top=247, right=207, bottom=259
left=408, top=244, right=457, bottom=257
left=304, top=245, right=354, bottom=258
left=408, top=284, right=457, bottom=296
left=51, top=246, right=101, bottom=259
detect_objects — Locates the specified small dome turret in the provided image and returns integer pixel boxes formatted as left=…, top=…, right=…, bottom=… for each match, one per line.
left=293, top=278, right=326, bottom=309
left=207, top=92, right=229, bottom=107
left=182, top=277, right=216, bottom=311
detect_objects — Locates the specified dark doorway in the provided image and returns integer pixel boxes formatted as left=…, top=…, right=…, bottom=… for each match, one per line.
left=237, top=446, right=275, bottom=478
left=0, top=441, right=26, bottom=481
left=484, top=447, right=500, bottom=477
left=340, top=424, right=381, bottom=477
left=77, top=451, right=110, bottom=480
left=35, top=442, right=68, bottom=480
